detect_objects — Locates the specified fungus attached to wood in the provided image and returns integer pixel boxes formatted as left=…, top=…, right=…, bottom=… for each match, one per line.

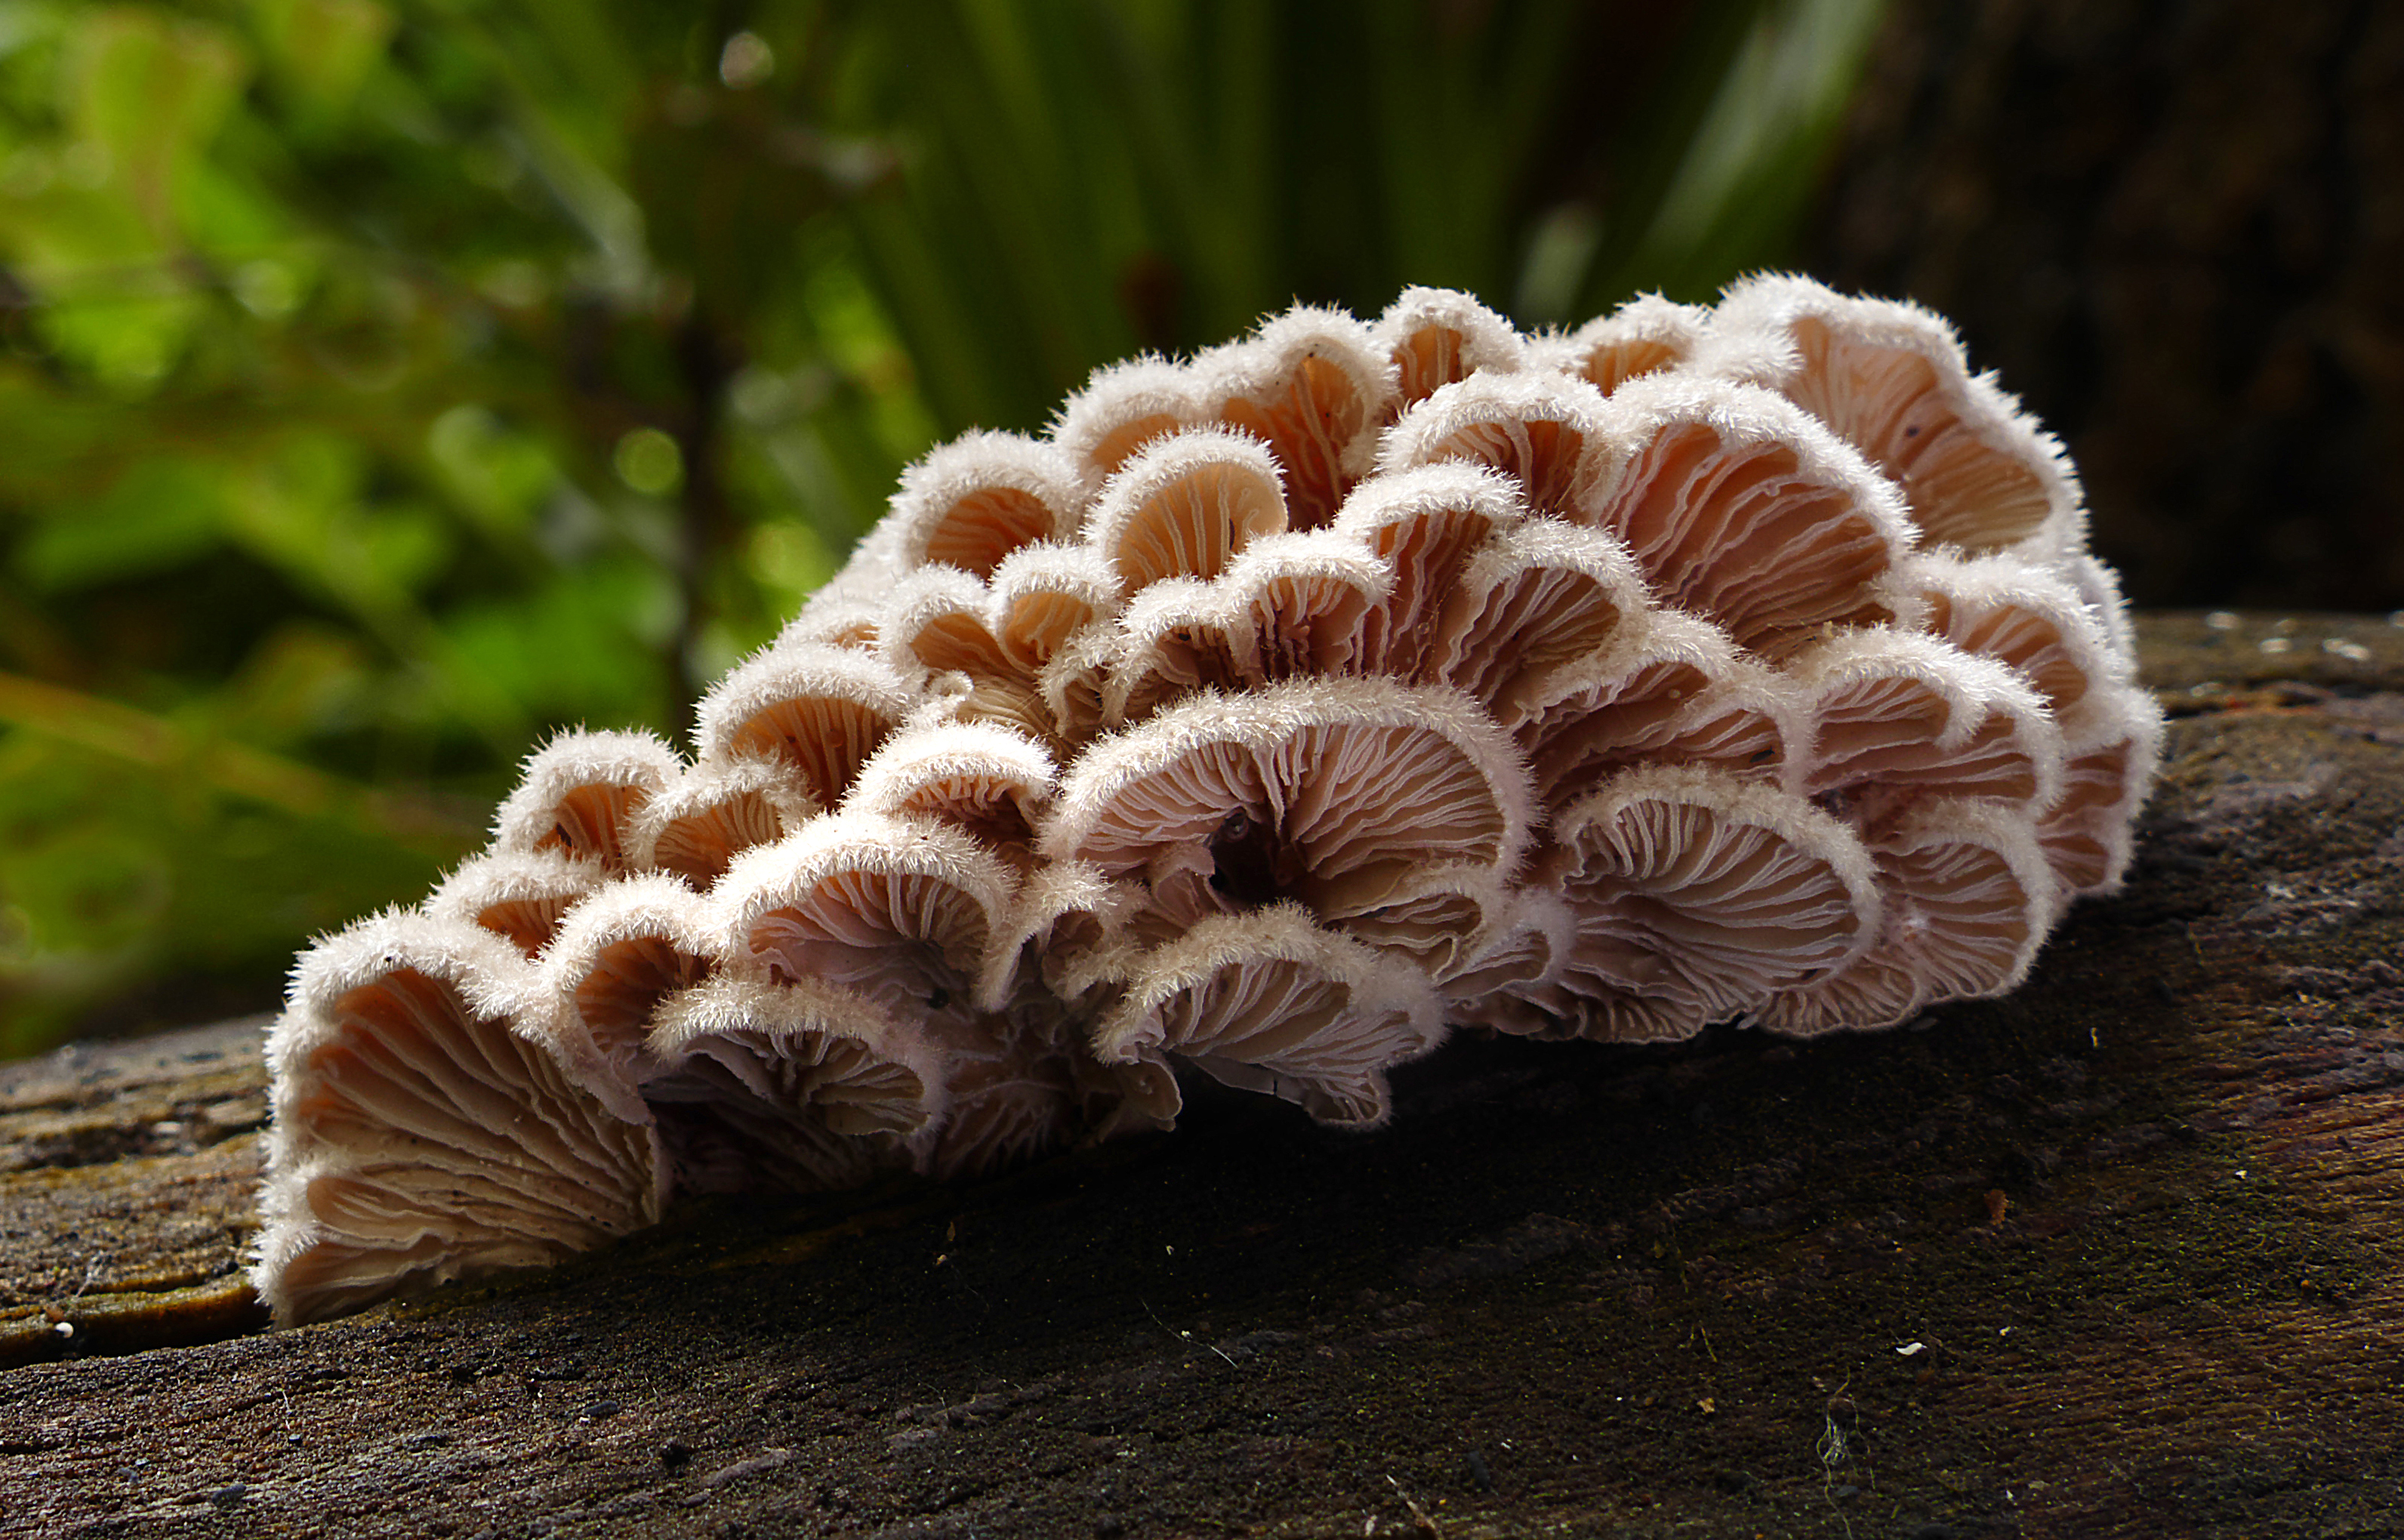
left=257, top=277, right=2162, bottom=1322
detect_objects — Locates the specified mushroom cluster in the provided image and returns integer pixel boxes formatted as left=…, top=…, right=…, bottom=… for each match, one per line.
left=256, top=277, right=2161, bottom=1323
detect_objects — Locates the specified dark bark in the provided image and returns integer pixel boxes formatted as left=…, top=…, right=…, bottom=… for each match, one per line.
left=5, top=611, right=2404, bottom=1538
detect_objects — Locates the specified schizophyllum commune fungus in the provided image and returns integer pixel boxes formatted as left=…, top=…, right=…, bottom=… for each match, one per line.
left=256, top=278, right=2162, bottom=1324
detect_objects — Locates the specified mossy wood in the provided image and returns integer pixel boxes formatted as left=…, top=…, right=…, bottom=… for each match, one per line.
left=5, top=611, right=2402, bottom=1537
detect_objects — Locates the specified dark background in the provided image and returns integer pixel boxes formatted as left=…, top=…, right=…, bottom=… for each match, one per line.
left=1809, top=0, right=2403, bottom=612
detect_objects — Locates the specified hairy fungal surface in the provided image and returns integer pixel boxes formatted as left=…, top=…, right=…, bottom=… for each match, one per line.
left=256, top=279, right=2161, bottom=1324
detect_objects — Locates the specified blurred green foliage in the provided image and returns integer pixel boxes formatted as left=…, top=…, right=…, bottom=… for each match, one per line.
left=0, top=0, right=1885, bottom=1055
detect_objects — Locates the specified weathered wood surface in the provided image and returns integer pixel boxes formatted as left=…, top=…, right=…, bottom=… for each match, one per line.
left=4, top=611, right=2402, bottom=1539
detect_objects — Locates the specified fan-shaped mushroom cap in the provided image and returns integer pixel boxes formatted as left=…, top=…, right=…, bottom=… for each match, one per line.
left=1043, top=676, right=1535, bottom=927
left=1757, top=797, right=2059, bottom=1036
left=627, top=755, right=819, bottom=889
left=886, top=430, right=1080, bottom=579
left=1374, top=285, right=1527, bottom=408
left=1053, top=354, right=1207, bottom=488
left=643, top=971, right=946, bottom=1195
left=1333, top=462, right=1530, bottom=677
left=254, top=910, right=664, bottom=1325
left=1223, top=528, right=1391, bottom=682
left=909, top=1010, right=1092, bottom=1180
left=878, top=567, right=1057, bottom=741
left=1318, top=860, right=1509, bottom=978
left=1094, top=904, right=1445, bottom=1129
left=713, top=809, right=1022, bottom=1013
left=1377, top=371, right=1620, bottom=519
left=692, top=642, right=917, bottom=808
left=774, top=584, right=886, bottom=652
left=1582, top=374, right=1922, bottom=658
left=993, top=858, right=1143, bottom=1004
left=1545, top=293, right=1711, bottom=396
left=1440, top=885, right=1579, bottom=1006
left=1034, top=618, right=1118, bottom=748
left=1515, top=608, right=1795, bottom=803
left=1106, top=530, right=1392, bottom=722
left=489, top=728, right=683, bottom=871
left=538, top=874, right=722, bottom=1100
left=2038, top=680, right=2163, bottom=896
left=1425, top=516, right=1649, bottom=713
left=1705, top=273, right=2082, bottom=561
left=424, top=845, right=606, bottom=957
left=882, top=565, right=1006, bottom=679
left=1912, top=553, right=2125, bottom=719
left=843, top=719, right=1057, bottom=860
left=1791, top=630, right=2063, bottom=816
left=989, top=541, right=1120, bottom=672
left=1521, top=765, right=1882, bottom=1041
left=1102, top=577, right=1230, bottom=724
left=1086, top=428, right=1290, bottom=592
left=1198, top=304, right=1394, bottom=531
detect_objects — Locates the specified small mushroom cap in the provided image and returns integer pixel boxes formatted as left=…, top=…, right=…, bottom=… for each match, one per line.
left=882, top=565, right=1009, bottom=681
left=877, top=569, right=1060, bottom=741
left=2037, top=680, right=2164, bottom=896
left=1515, top=608, right=1795, bottom=804
left=489, top=728, right=683, bottom=870
left=626, top=755, right=820, bottom=889
left=1318, top=859, right=1510, bottom=978
left=256, top=910, right=664, bottom=1325
left=1533, top=764, right=1882, bottom=1040
left=1376, top=370, right=1620, bottom=519
left=643, top=971, right=946, bottom=1194
left=538, top=874, right=722, bottom=1098
left=1583, top=374, right=1922, bottom=658
left=1053, top=353, right=1210, bottom=489
left=1789, top=629, right=2064, bottom=815
left=988, top=541, right=1121, bottom=673
left=423, top=845, right=606, bottom=957
left=713, top=808, right=1022, bottom=1012
left=1043, top=675, right=1536, bottom=925
left=1756, top=796, right=2059, bottom=1036
left=781, top=596, right=886, bottom=652
left=1093, top=903, right=1445, bottom=1129
left=993, top=857, right=1143, bottom=1004
left=1197, top=303, right=1395, bottom=529
left=1911, top=553, right=2125, bottom=719
left=1221, top=528, right=1392, bottom=682
left=1105, top=530, right=1393, bottom=722
left=692, top=642, right=917, bottom=807
left=910, top=1010, right=1092, bottom=1180
left=1543, top=293, right=1710, bottom=396
left=887, top=430, right=1081, bottom=580
left=1086, top=428, right=1291, bottom=592
left=843, top=719, right=1058, bottom=858
left=1425, top=516, right=1649, bottom=716
left=1332, top=461, right=1529, bottom=678
left=649, top=969, right=948, bottom=1135
left=1705, top=273, right=2082, bottom=561
left=1374, top=285, right=1528, bottom=408
left=1439, top=884, right=1579, bottom=1005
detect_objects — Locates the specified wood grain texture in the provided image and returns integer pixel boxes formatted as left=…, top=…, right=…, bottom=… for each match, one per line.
left=3, top=612, right=2402, bottom=1539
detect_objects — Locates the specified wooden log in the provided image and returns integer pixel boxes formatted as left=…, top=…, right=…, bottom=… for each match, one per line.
left=4, top=611, right=2402, bottom=1538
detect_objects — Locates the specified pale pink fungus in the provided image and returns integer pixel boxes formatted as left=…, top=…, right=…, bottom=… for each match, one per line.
left=257, top=279, right=2162, bottom=1321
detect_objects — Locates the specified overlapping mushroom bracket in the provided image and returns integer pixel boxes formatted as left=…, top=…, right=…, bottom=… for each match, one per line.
left=256, top=276, right=2163, bottom=1323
